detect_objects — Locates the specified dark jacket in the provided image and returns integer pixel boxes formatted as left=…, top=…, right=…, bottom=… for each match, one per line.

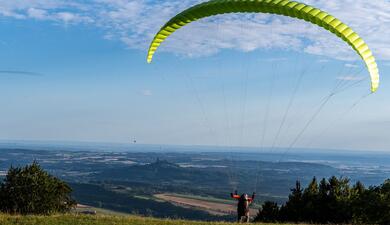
left=231, top=192, right=256, bottom=215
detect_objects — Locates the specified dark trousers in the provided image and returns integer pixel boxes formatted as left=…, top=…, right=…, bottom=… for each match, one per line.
left=237, top=211, right=250, bottom=223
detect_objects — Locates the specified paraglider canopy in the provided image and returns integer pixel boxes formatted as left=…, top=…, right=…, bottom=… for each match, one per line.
left=147, top=0, right=379, bottom=93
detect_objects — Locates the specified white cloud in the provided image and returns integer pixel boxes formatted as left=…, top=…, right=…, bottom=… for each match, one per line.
left=1, top=0, right=390, bottom=60
left=141, top=89, right=153, bottom=96
left=55, top=12, right=93, bottom=24
left=27, top=8, right=47, bottom=20
left=317, top=59, right=330, bottom=63
left=344, top=63, right=359, bottom=68
left=0, top=1, right=93, bottom=24
left=336, top=76, right=364, bottom=81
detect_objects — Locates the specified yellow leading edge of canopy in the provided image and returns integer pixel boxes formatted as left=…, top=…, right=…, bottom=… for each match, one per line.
left=147, top=0, right=379, bottom=93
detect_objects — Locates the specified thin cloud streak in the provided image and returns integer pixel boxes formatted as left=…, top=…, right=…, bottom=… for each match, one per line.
left=0, top=70, right=44, bottom=77
left=336, top=76, right=364, bottom=81
left=345, top=63, right=360, bottom=68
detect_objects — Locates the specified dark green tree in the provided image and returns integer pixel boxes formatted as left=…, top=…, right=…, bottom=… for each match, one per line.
left=255, top=177, right=390, bottom=225
left=0, top=162, right=76, bottom=215
left=255, top=201, right=280, bottom=222
left=302, top=177, right=319, bottom=222
left=350, top=181, right=366, bottom=224
left=380, top=180, right=390, bottom=225
left=316, top=177, right=330, bottom=223
left=282, top=181, right=304, bottom=222
left=352, top=180, right=390, bottom=225
left=318, top=176, right=349, bottom=223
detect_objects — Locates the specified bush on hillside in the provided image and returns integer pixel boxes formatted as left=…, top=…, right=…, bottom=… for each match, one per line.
left=0, top=161, right=76, bottom=215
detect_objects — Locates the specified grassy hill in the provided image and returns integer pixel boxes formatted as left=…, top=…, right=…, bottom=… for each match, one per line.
left=0, top=214, right=300, bottom=225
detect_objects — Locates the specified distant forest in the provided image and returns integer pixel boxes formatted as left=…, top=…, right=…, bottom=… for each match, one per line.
left=255, top=176, right=390, bottom=225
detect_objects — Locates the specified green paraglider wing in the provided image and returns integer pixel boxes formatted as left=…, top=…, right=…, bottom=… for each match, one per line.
left=147, top=0, right=379, bottom=92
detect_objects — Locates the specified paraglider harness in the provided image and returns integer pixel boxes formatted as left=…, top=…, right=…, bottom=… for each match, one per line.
left=231, top=190, right=256, bottom=222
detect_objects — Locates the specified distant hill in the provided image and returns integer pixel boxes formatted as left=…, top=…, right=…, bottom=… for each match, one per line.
left=92, top=158, right=337, bottom=201
left=96, top=159, right=230, bottom=187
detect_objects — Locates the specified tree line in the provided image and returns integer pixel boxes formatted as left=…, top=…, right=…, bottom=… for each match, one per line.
left=255, top=176, right=390, bottom=225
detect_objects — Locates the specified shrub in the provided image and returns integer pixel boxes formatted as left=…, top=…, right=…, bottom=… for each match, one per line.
left=0, top=161, right=76, bottom=215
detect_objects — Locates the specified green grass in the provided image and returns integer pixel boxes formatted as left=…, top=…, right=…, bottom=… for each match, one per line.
left=0, top=214, right=301, bottom=225
left=75, top=206, right=132, bottom=217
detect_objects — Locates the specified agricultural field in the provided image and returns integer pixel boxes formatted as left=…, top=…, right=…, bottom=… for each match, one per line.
left=155, top=194, right=258, bottom=216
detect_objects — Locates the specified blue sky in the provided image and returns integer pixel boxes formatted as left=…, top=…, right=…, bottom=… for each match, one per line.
left=0, top=0, right=390, bottom=151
